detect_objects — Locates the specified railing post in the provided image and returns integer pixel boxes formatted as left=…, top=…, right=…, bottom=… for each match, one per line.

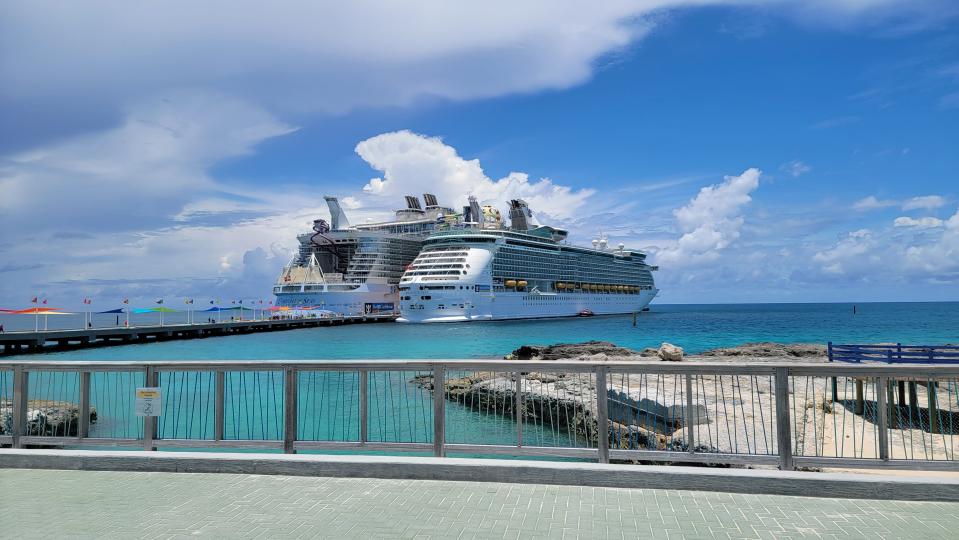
left=432, top=364, right=446, bottom=457
left=12, top=366, right=28, bottom=448
left=595, top=366, right=609, bottom=464
left=143, top=366, right=157, bottom=451
left=774, top=367, right=793, bottom=471
left=685, top=373, right=695, bottom=453
left=514, top=371, right=523, bottom=448
left=928, top=378, right=940, bottom=435
left=828, top=342, right=837, bottom=403
left=359, top=370, right=368, bottom=444
left=214, top=370, right=225, bottom=441
left=876, top=377, right=889, bottom=461
left=78, top=371, right=91, bottom=439
left=284, top=367, right=298, bottom=454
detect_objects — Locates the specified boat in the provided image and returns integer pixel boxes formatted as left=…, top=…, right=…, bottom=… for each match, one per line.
left=578, top=309, right=594, bottom=317
left=396, top=197, right=658, bottom=322
left=273, top=194, right=458, bottom=315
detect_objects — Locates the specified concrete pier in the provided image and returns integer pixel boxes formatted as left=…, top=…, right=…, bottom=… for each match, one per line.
left=0, top=315, right=394, bottom=356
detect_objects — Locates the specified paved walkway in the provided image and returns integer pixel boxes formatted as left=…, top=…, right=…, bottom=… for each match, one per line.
left=3, top=469, right=958, bottom=539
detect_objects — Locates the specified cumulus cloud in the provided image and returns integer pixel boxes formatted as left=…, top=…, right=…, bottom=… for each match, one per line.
left=902, top=195, right=947, bottom=210
left=812, top=229, right=878, bottom=275
left=853, top=195, right=898, bottom=210
left=652, top=168, right=761, bottom=265
left=894, top=216, right=944, bottom=229
left=903, top=208, right=959, bottom=277
left=357, top=130, right=593, bottom=219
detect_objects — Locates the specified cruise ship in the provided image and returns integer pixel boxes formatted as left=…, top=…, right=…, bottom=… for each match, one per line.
left=273, top=194, right=457, bottom=315
left=396, top=198, right=658, bottom=322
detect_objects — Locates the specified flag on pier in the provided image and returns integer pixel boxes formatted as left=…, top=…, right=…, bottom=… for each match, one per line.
left=122, top=298, right=129, bottom=304
left=185, top=299, right=194, bottom=304
left=31, top=297, right=37, bottom=304
left=155, top=299, right=164, bottom=304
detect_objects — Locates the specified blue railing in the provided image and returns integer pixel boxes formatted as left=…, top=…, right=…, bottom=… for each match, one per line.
left=828, top=343, right=959, bottom=364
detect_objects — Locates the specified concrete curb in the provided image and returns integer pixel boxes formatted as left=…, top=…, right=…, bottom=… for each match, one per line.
left=2, top=449, right=957, bottom=502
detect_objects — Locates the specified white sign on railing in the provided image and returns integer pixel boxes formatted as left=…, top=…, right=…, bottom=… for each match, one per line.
left=135, top=387, right=162, bottom=417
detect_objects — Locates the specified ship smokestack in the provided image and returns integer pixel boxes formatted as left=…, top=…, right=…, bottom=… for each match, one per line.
left=508, top=199, right=532, bottom=231
left=324, top=196, right=350, bottom=230
left=423, top=193, right=438, bottom=208
left=405, top=195, right=422, bottom=210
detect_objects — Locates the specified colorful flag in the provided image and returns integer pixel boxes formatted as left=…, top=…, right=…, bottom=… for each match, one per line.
left=155, top=299, right=164, bottom=305
left=209, top=299, right=215, bottom=304
left=42, top=299, right=47, bottom=304
left=122, top=298, right=129, bottom=304
left=31, top=296, right=38, bottom=303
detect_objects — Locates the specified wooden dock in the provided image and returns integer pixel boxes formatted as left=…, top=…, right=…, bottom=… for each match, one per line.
left=0, top=315, right=395, bottom=355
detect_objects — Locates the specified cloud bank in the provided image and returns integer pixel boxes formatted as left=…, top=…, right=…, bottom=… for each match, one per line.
left=357, top=131, right=593, bottom=219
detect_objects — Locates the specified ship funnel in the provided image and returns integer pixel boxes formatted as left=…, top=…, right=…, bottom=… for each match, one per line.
left=404, top=195, right=422, bottom=210
left=324, top=196, right=351, bottom=230
left=508, top=199, right=533, bottom=231
left=468, top=196, right=482, bottom=228
left=423, top=193, right=439, bottom=208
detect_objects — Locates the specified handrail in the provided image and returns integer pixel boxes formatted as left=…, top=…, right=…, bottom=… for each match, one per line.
left=3, top=358, right=959, bottom=471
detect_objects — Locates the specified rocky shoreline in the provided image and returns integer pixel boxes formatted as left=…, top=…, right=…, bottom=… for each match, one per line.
left=0, top=400, right=97, bottom=437
left=420, top=340, right=955, bottom=464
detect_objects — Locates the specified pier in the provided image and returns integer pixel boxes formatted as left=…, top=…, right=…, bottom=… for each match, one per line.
left=0, top=315, right=395, bottom=355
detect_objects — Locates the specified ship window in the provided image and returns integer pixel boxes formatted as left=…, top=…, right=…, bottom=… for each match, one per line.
left=420, top=295, right=432, bottom=300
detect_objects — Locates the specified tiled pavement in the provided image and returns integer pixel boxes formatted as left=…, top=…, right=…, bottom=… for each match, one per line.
left=2, top=469, right=957, bottom=539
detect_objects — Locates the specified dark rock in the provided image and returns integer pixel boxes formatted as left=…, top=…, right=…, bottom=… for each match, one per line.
left=506, top=341, right=640, bottom=360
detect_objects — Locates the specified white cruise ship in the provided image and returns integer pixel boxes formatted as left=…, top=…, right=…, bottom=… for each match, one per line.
left=273, top=194, right=457, bottom=315
left=396, top=198, right=658, bottom=323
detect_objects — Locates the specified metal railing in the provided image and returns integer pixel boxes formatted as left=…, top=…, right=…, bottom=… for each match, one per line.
left=829, top=343, right=959, bottom=364
left=2, top=359, right=959, bottom=470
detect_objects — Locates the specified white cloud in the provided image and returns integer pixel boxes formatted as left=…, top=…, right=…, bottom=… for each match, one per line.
left=2, top=1, right=952, bottom=152
left=652, top=168, right=761, bottom=265
left=894, top=216, right=944, bottom=229
left=812, top=229, right=878, bottom=275
left=357, top=130, right=593, bottom=219
left=902, top=195, right=946, bottom=210
left=780, top=160, right=811, bottom=177
left=903, top=208, right=959, bottom=277
left=853, top=195, right=898, bottom=210
left=0, top=92, right=295, bottom=234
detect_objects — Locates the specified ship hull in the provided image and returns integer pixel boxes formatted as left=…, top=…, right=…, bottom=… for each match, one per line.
left=397, top=289, right=657, bottom=323
left=274, top=282, right=398, bottom=316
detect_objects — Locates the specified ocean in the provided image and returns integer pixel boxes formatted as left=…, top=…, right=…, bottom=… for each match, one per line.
left=4, top=301, right=958, bottom=450
left=3, top=301, right=958, bottom=360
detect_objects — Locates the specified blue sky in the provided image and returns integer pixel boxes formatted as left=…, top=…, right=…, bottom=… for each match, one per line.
left=1, top=1, right=957, bottom=307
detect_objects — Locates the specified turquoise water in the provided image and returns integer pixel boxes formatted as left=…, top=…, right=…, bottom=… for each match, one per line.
left=7, top=302, right=958, bottom=361
left=7, top=302, right=957, bottom=454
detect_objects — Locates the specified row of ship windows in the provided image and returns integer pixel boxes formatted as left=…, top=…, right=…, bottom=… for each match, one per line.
left=403, top=270, right=467, bottom=276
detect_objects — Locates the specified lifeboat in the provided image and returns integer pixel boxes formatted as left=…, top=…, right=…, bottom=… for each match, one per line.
left=517, top=280, right=528, bottom=288
left=505, top=280, right=517, bottom=288
left=556, top=282, right=566, bottom=290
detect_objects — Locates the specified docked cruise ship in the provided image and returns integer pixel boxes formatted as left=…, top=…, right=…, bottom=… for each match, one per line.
left=273, top=194, right=456, bottom=315
left=396, top=198, right=658, bottom=322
